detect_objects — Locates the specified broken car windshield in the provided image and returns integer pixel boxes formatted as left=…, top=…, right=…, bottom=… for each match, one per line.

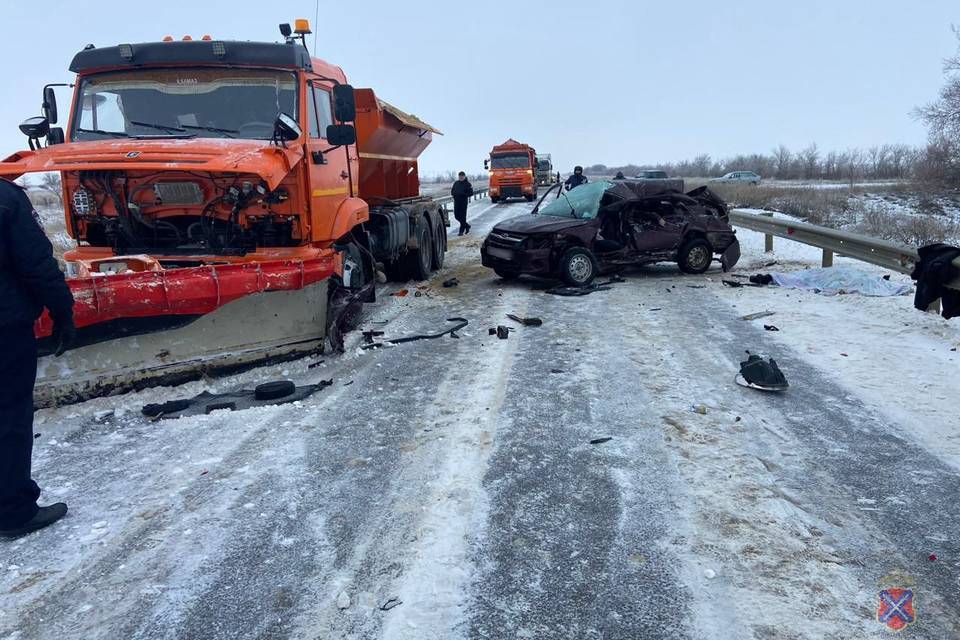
left=538, top=181, right=612, bottom=219
left=71, top=68, right=298, bottom=142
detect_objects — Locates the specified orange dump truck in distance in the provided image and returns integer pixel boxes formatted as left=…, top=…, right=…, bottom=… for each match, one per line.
left=485, top=139, right=537, bottom=203
left=0, top=20, right=448, bottom=405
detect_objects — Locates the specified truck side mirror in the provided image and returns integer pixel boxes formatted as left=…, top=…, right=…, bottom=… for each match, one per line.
left=273, top=112, right=302, bottom=141
left=47, top=127, right=65, bottom=145
left=325, top=124, right=356, bottom=146
left=43, top=86, right=58, bottom=124
left=332, top=84, right=356, bottom=122
left=484, top=159, right=489, bottom=170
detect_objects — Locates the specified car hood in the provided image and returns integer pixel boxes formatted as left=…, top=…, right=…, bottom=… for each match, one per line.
left=493, top=214, right=589, bottom=235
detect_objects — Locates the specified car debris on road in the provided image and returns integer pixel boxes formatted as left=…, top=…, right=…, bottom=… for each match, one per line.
left=736, top=354, right=789, bottom=392
left=141, top=380, right=334, bottom=419
left=361, top=318, right=469, bottom=349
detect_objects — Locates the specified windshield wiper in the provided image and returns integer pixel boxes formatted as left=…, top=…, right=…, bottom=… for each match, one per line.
left=180, top=124, right=238, bottom=138
left=75, top=127, right=129, bottom=138
left=130, top=120, right=187, bottom=133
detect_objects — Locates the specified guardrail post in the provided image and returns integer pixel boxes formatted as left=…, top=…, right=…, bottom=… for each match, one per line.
left=822, top=249, right=834, bottom=268
left=762, top=212, right=774, bottom=252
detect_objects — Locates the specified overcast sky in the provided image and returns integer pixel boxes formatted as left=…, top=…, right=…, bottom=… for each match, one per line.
left=1, top=0, right=957, bottom=177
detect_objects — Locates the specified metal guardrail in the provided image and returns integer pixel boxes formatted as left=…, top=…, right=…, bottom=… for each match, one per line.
left=728, top=209, right=960, bottom=292
left=434, top=188, right=489, bottom=207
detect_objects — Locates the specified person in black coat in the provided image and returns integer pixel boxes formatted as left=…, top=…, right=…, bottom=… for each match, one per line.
left=0, top=178, right=75, bottom=538
left=564, top=166, right=589, bottom=191
left=450, top=171, right=474, bottom=236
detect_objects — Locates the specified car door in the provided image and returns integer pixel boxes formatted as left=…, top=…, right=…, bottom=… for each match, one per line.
left=628, top=202, right=685, bottom=253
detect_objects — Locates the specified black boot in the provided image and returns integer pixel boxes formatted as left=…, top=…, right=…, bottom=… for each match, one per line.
left=0, top=503, right=68, bottom=538
left=465, top=223, right=472, bottom=234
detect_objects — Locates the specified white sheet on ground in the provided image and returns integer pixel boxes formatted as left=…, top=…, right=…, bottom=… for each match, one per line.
left=770, top=266, right=912, bottom=296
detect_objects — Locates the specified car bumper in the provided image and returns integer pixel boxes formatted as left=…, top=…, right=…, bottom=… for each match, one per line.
left=481, top=244, right=553, bottom=275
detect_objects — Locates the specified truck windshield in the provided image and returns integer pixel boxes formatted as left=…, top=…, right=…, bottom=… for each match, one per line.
left=490, top=153, right=530, bottom=169
left=71, top=68, right=298, bottom=141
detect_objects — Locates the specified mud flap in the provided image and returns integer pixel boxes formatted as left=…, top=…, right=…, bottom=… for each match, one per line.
left=721, top=238, right=741, bottom=272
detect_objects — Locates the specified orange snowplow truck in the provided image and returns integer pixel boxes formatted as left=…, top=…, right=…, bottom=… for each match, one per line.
left=485, top=139, right=537, bottom=203
left=0, top=21, right=448, bottom=406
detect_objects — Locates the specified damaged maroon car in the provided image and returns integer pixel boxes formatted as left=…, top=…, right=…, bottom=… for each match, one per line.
left=480, top=180, right=740, bottom=286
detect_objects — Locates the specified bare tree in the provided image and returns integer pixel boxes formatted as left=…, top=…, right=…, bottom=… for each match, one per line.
left=772, top=145, right=793, bottom=178
left=914, top=26, right=960, bottom=182
left=38, top=172, right=63, bottom=204
left=797, top=143, right=820, bottom=179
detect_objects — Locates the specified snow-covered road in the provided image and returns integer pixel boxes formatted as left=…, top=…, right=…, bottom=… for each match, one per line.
left=3, top=198, right=959, bottom=639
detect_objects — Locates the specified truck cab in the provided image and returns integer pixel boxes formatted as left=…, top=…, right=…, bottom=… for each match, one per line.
left=535, top=154, right=555, bottom=186
left=485, top=138, right=537, bottom=203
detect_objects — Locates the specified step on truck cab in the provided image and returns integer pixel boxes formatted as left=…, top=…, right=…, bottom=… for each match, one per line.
left=1, top=20, right=447, bottom=406
left=485, top=138, right=537, bottom=203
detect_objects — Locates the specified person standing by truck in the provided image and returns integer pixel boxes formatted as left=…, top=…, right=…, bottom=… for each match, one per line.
left=450, top=171, right=474, bottom=236
left=0, top=178, right=75, bottom=538
left=564, top=166, right=589, bottom=191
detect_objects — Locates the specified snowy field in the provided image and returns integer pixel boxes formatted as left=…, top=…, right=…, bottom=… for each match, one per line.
left=2, top=197, right=960, bottom=639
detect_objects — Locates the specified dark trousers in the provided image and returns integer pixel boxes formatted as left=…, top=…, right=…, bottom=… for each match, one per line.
left=453, top=198, right=469, bottom=233
left=0, top=323, right=40, bottom=529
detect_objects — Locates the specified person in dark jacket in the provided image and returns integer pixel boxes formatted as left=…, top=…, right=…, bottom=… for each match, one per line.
left=564, top=166, right=589, bottom=191
left=613, top=171, right=626, bottom=180
left=0, top=178, right=75, bottom=538
left=450, top=171, right=474, bottom=236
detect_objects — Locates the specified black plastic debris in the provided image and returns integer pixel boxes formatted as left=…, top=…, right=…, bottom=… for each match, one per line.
left=507, top=314, right=543, bottom=326
left=362, top=330, right=385, bottom=344
left=362, top=318, right=469, bottom=349
left=750, top=274, right=774, bottom=286
left=763, top=324, right=780, bottom=332
left=590, top=437, right=613, bottom=445
left=142, top=380, right=333, bottom=419
left=736, top=354, right=788, bottom=392
left=488, top=325, right=510, bottom=339
left=380, top=598, right=402, bottom=611
left=550, top=369, right=564, bottom=374
left=308, top=359, right=326, bottom=370
left=442, top=277, right=460, bottom=288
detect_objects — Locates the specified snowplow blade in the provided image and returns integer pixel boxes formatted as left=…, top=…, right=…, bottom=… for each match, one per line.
left=34, top=282, right=329, bottom=408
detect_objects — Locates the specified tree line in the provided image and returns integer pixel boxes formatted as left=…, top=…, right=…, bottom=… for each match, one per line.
left=584, top=143, right=920, bottom=181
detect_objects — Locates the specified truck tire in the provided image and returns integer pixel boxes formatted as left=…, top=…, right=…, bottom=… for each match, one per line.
left=525, top=194, right=535, bottom=202
left=407, top=221, right=434, bottom=281
left=559, top=247, right=597, bottom=287
left=432, top=216, right=446, bottom=270
left=678, top=238, right=713, bottom=274
left=490, top=196, right=500, bottom=203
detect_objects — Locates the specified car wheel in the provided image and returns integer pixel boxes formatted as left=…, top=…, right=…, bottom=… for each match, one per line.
left=407, top=221, right=434, bottom=281
left=494, top=268, right=520, bottom=280
left=678, top=238, right=713, bottom=274
left=559, top=247, right=598, bottom=286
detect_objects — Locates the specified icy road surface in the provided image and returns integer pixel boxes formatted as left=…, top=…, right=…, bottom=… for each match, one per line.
left=3, top=198, right=960, bottom=639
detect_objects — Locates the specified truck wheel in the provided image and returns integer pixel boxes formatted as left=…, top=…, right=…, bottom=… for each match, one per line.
left=432, top=217, right=446, bottom=270
left=559, top=247, right=597, bottom=287
left=678, top=238, right=713, bottom=274
left=525, top=194, right=535, bottom=202
left=408, top=222, right=434, bottom=281
left=491, top=196, right=500, bottom=203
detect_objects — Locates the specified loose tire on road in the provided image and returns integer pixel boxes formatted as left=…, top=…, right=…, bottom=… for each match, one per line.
left=678, top=238, right=713, bottom=274
left=407, top=221, right=434, bottom=281
left=559, top=247, right=598, bottom=287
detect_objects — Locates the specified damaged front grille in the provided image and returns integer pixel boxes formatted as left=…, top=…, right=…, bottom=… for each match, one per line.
left=487, top=231, right=525, bottom=249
